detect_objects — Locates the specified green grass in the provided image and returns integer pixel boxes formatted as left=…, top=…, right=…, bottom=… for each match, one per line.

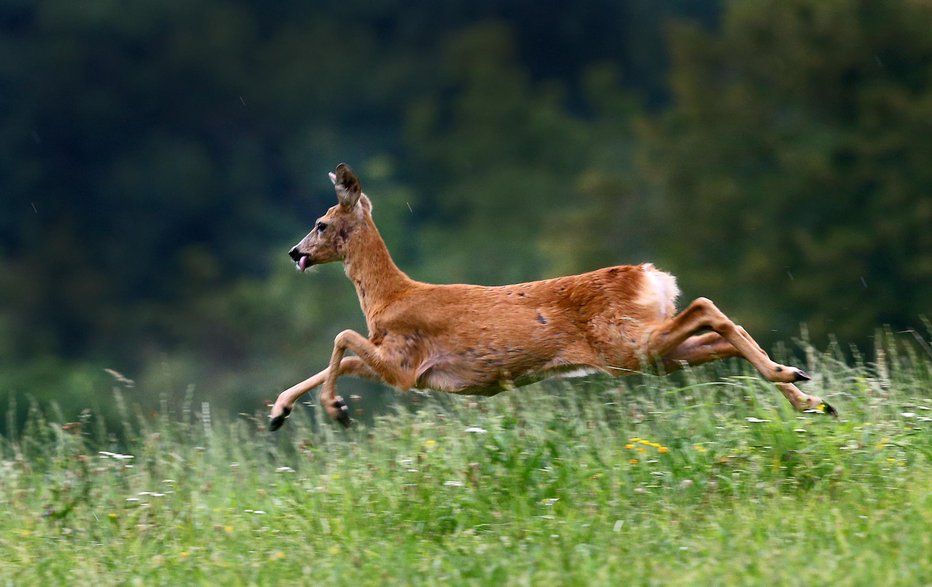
left=2, top=335, right=931, bottom=586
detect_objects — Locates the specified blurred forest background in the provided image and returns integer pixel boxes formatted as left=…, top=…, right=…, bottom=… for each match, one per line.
left=1, top=0, right=930, bottom=426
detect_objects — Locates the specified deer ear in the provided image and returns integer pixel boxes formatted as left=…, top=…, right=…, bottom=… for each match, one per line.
left=359, top=193, right=372, bottom=212
left=333, top=163, right=361, bottom=209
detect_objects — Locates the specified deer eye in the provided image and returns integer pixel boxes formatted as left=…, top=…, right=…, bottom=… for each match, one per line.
left=316, top=222, right=328, bottom=232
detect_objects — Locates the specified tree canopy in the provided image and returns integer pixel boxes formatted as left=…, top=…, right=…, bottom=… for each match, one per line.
left=0, top=0, right=928, bottom=419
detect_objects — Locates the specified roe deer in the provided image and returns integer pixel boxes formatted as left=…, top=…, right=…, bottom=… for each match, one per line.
left=269, top=163, right=835, bottom=430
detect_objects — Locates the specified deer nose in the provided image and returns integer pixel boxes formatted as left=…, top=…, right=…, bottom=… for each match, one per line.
left=288, top=246, right=302, bottom=261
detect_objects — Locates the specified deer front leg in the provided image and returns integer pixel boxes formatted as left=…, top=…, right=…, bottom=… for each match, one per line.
left=269, top=357, right=379, bottom=431
left=322, top=329, right=418, bottom=427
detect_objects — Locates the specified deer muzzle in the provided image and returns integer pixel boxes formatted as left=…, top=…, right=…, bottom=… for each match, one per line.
left=289, top=247, right=311, bottom=272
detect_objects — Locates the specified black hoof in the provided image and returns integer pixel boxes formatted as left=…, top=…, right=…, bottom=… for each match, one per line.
left=794, top=369, right=811, bottom=382
left=269, top=406, right=291, bottom=432
left=333, top=398, right=351, bottom=429
left=804, top=401, right=838, bottom=417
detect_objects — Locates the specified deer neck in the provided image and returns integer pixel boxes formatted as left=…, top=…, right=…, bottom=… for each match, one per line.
left=342, top=219, right=412, bottom=322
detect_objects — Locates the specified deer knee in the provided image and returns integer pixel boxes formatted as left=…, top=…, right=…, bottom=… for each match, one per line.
left=689, top=297, right=732, bottom=332
left=333, top=329, right=357, bottom=347
left=689, top=297, right=717, bottom=314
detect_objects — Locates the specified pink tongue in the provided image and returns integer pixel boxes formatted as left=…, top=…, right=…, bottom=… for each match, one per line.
left=298, top=255, right=309, bottom=272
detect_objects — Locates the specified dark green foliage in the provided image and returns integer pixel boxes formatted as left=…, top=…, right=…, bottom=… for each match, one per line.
left=0, top=0, right=928, bottom=424
left=635, top=0, right=932, bottom=342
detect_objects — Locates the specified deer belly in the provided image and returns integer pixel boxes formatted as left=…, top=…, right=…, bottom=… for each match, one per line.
left=415, top=352, right=544, bottom=395
left=415, top=366, right=507, bottom=396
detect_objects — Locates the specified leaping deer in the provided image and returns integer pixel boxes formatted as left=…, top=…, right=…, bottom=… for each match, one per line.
left=269, top=163, right=835, bottom=430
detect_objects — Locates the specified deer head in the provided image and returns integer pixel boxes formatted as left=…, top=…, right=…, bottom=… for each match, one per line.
left=289, top=163, right=372, bottom=271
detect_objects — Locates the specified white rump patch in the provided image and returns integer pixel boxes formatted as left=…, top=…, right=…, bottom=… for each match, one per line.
left=637, top=263, right=680, bottom=320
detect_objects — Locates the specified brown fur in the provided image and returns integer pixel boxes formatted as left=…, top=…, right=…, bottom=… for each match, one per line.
left=269, top=163, right=834, bottom=429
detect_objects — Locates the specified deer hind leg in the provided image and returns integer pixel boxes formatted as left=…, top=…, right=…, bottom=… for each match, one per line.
left=322, top=329, right=418, bottom=427
left=661, top=332, right=740, bottom=372
left=662, top=326, right=782, bottom=371
left=648, top=297, right=809, bottom=382
left=269, top=357, right=380, bottom=431
left=648, top=298, right=836, bottom=415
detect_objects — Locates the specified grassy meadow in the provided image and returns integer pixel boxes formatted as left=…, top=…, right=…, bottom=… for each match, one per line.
left=2, top=332, right=931, bottom=586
